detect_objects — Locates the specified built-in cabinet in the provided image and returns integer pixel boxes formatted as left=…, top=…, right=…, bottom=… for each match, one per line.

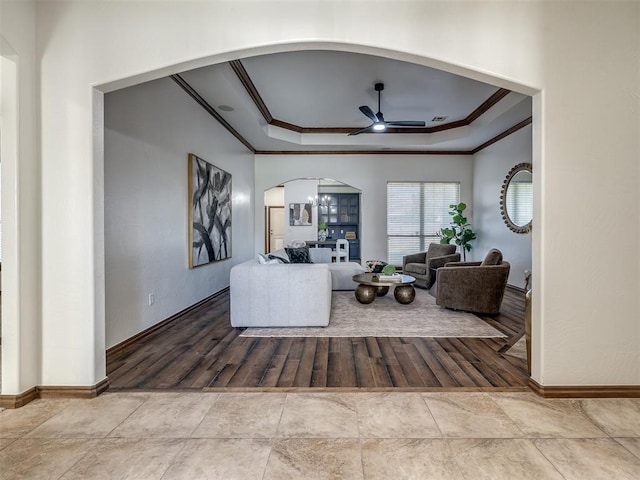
left=318, top=193, right=360, bottom=260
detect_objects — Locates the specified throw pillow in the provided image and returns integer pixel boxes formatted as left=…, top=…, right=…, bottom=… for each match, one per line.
left=268, top=254, right=290, bottom=264
left=285, top=246, right=313, bottom=264
left=268, top=248, right=290, bottom=263
left=257, top=253, right=270, bottom=264
left=366, top=260, right=388, bottom=273
left=288, top=240, right=307, bottom=248
left=481, top=248, right=503, bottom=266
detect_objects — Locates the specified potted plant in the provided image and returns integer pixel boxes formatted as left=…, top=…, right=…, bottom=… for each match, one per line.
left=438, top=202, right=477, bottom=261
left=318, top=222, right=328, bottom=241
left=381, top=264, right=397, bottom=276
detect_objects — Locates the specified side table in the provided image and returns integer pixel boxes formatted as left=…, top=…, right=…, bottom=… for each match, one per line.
left=428, top=267, right=439, bottom=297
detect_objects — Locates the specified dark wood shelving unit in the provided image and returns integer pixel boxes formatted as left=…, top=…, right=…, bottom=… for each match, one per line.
left=317, top=193, right=360, bottom=260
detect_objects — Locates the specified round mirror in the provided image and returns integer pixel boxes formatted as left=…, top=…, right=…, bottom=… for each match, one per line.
left=500, top=163, right=532, bottom=233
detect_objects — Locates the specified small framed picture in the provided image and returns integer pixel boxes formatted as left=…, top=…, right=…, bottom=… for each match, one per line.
left=289, top=203, right=312, bottom=226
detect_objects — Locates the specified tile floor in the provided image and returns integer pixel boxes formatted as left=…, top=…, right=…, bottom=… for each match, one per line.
left=0, top=391, right=638, bottom=479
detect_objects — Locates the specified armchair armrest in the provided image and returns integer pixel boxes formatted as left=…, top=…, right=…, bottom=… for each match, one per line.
left=443, top=261, right=482, bottom=268
left=402, top=251, right=427, bottom=268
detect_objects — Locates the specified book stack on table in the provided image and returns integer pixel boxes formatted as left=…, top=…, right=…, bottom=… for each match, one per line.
left=378, top=274, right=402, bottom=282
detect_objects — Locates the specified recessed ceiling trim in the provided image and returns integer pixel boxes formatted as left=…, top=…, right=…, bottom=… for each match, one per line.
left=172, top=73, right=531, bottom=157
left=255, top=150, right=473, bottom=155
left=229, top=59, right=511, bottom=135
left=471, top=117, right=532, bottom=154
left=465, top=88, right=511, bottom=124
left=228, top=60, right=273, bottom=123
left=270, top=118, right=303, bottom=133
left=170, top=74, right=256, bottom=153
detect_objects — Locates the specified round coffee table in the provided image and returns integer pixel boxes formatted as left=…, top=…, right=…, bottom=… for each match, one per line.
left=352, top=273, right=416, bottom=305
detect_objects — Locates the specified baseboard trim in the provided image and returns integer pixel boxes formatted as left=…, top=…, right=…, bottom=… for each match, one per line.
left=529, top=378, right=640, bottom=398
left=506, top=284, right=527, bottom=294
left=38, top=377, right=110, bottom=400
left=0, top=378, right=110, bottom=409
left=0, top=387, right=39, bottom=409
left=106, top=287, right=229, bottom=363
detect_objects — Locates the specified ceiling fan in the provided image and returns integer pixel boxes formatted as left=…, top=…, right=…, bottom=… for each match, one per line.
left=348, top=82, right=426, bottom=136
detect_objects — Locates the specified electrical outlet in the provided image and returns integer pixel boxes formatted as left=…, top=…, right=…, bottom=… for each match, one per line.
left=148, top=293, right=156, bottom=306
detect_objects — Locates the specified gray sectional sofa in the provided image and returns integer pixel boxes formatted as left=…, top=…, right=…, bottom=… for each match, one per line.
left=229, top=247, right=364, bottom=328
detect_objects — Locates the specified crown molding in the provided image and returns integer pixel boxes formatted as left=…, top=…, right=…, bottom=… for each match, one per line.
left=171, top=72, right=530, bottom=156
left=230, top=59, right=511, bottom=135
left=255, top=149, right=472, bottom=155
left=472, top=117, right=532, bottom=154
left=170, top=74, right=256, bottom=153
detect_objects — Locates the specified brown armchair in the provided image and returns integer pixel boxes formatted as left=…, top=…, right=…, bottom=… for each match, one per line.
left=402, top=243, right=460, bottom=289
left=435, top=248, right=510, bottom=315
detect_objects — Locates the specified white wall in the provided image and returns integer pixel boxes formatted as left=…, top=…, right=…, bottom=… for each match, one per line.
left=255, top=155, right=474, bottom=263
left=283, top=179, right=319, bottom=245
left=474, top=125, right=532, bottom=288
left=0, top=0, right=41, bottom=395
left=104, top=77, right=254, bottom=348
left=8, top=0, right=636, bottom=391
left=264, top=187, right=284, bottom=207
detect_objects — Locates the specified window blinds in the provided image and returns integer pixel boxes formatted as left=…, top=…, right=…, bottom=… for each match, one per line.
left=387, top=182, right=460, bottom=265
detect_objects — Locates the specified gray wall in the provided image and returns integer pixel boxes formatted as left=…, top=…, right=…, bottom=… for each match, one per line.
left=473, top=124, right=533, bottom=287
left=104, top=77, right=254, bottom=348
left=254, top=154, right=475, bottom=265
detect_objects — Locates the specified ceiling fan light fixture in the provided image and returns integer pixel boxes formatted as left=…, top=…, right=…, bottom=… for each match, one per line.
left=349, top=82, right=426, bottom=136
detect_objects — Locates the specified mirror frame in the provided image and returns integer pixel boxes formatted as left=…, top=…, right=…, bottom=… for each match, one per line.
left=500, top=162, right=533, bottom=234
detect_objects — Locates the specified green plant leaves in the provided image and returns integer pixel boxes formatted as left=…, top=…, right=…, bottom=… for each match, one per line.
left=439, top=202, right=476, bottom=259
left=381, top=264, right=397, bottom=275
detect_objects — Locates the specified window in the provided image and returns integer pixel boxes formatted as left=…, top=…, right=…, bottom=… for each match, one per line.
left=506, top=181, right=533, bottom=227
left=387, top=182, right=460, bottom=265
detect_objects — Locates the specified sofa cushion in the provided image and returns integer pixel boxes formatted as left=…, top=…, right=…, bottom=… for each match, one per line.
left=329, top=262, right=365, bottom=290
left=481, top=248, right=503, bottom=266
left=309, top=247, right=332, bottom=264
left=285, top=246, right=313, bottom=263
left=404, top=262, right=427, bottom=275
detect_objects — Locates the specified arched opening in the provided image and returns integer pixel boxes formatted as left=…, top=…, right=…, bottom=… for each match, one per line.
left=264, top=178, right=362, bottom=260
left=99, top=41, right=537, bottom=391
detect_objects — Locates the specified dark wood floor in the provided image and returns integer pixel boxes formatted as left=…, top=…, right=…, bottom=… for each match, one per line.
left=106, top=288, right=529, bottom=392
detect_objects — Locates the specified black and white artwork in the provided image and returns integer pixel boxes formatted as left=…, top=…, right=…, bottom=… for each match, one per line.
left=188, top=154, right=232, bottom=267
left=289, top=203, right=312, bottom=226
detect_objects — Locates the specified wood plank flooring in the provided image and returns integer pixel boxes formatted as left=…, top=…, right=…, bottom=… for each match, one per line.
left=106, top=288, right=529, bottom=391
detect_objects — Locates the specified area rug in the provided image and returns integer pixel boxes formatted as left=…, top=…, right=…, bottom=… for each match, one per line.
left=241, top=289, right=506, bottom=338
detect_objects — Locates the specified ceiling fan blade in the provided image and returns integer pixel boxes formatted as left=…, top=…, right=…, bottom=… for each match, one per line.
left=348, top=125, right=374, bottom=136
left=385, top=120, right=426, bottom=127
left=359, top=105, right=379, bottom=123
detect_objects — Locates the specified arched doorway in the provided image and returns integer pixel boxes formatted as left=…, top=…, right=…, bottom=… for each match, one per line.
left=264, top=178, right=362, bottom=260
left=90, top=43, right=538, bottom=394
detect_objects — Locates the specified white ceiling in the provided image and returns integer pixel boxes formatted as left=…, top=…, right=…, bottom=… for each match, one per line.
left=178, top=50, right=532, bottom=153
